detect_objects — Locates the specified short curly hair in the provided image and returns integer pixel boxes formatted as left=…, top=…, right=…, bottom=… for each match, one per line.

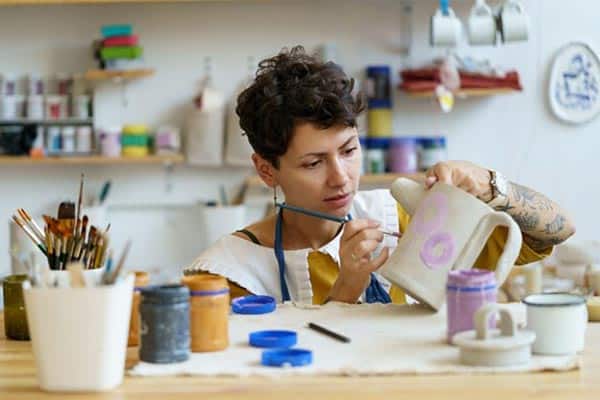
left=236, top=46, right=365, bottom=168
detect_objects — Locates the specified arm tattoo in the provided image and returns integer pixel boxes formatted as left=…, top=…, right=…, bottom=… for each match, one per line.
left=493, top=182, right=574, bottom=251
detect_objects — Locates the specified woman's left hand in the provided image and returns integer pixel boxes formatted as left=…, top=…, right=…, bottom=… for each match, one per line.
left=425, top=160, right=493, bottom=202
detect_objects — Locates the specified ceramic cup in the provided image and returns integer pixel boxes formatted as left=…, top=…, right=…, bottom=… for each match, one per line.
left=381, top=178, right=522, bottom=311
left=468, top=0, right=497, bottom=46
left=430, top=7, right=462, bottom=47
left=498, top=0, right=529, bottom=43
left=523, top=293, right=587, bottom=355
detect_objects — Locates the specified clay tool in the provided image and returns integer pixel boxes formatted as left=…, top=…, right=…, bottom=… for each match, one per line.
left=307, top=322, right=350, bottom=343
left=12, top=215, right=47, bottom=256
left=276, top=202, right=401, bottom=238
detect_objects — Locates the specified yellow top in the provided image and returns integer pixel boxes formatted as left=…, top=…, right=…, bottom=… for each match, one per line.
left=209, top=203, right=552, bottom=304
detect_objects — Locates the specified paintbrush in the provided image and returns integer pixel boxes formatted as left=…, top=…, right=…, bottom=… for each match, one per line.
left=275, top=202, right=402, bottom=238
left=12, top=215, right=47, bottom=256
left=75, top=173, right=84, bottom=236
left=106, top=240, right=131, bottom=284
left=17, top=209, right=45, bottom=242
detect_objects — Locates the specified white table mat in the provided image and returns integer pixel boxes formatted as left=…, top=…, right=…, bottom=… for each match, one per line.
left=129, top=302, right=579, bottom=377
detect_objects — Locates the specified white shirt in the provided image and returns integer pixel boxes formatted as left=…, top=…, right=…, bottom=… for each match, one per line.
left=184, top=189, right=399, bottom=304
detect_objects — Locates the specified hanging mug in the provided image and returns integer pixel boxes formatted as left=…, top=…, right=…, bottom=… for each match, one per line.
left=498, top=0, right=529, bottom=43
left=430, top=7, right=462, bottom=47
left=468, top=0, right=497, bottom=46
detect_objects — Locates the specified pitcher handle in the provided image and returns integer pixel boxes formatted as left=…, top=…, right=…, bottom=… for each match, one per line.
left=454, top=211, right=522, bottom=286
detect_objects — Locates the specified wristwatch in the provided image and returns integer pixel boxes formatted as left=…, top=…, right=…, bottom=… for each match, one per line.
left=486, top=169, right=509, bottom=209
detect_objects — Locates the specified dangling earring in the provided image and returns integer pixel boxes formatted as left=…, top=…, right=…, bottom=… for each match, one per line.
left=273, top=186, right=278, bottom=207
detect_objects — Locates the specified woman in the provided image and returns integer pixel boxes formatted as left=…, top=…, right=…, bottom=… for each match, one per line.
left=185, top=46, right=575, bottom=305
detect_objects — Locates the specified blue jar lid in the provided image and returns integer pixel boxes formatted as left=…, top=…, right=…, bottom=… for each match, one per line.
left=249, top=330, right=298, bottom=348
left=261, top=348, right=313, bottom=367
left=390, top=136, right=418, bottom=145
left=358, top=136, right=368, bottom=146
left=418, top=136, right=447, bottom=148
left=140, top=284, right=190, bottom=304
left=367, top=98, right=392, bottom=109
left=231, top=295, right=276, bottom=314
left=366, top=137, right=391, bottom=149
left=366, top=65, right=391, bottom=75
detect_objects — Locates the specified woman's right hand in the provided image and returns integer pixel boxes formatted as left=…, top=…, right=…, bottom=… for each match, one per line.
left=328, top=219, right=390, bottom=303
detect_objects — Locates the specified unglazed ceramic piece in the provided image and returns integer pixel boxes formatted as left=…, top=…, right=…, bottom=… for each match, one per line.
left=453, top=304, right=535, bottom=367
left=381, top=178, right=522, bottom=310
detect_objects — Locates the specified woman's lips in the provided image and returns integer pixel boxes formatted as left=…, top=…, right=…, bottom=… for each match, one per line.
left=323, top=193, right=351, bottom=209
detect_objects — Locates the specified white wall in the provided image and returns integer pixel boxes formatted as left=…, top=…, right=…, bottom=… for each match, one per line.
left=0, top=0, right=598, bottom=281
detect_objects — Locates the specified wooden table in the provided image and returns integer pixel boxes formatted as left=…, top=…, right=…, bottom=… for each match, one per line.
left=1, top=314, right=599, bottom=399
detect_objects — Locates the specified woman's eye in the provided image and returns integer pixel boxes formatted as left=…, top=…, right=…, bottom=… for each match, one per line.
left=344, top=147, right=357, bottom=155
left=304, top=160, right=322, bottom=169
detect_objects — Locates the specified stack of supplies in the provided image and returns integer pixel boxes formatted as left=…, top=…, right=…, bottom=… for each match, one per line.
left=121, top=124, right=150, bottom=157
left=364, top=65, right=393, bottom=174
left=96, top=24, right=144, bottom=70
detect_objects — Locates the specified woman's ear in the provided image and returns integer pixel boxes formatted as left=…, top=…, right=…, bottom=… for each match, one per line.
left=252, top=153, right=277, bottom=188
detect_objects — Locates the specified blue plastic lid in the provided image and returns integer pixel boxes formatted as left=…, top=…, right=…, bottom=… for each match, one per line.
left=366, top=137, right=391, bottom=149
left=366, top=65, right=391, bottom=75
left=232, top=295, right=276, bottom=315
left=249, top=330, right=298, bottom=348
left=261, top=348, right=313, bottom=367
left=358, top=136, right=368, bottom=145
left=367, top=98, right=392, bottom=109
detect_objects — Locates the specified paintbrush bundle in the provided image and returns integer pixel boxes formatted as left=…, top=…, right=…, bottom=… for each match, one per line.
left=12, top=173, right=113, bottom=271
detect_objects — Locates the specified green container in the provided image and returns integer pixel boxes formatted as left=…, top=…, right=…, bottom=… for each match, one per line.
left=3, top=274, right=30, bottom=341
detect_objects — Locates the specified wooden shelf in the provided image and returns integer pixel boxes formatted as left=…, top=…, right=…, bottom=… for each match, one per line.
left=245, top=172, right=425, bottom=189
left=84, top=69, right=155, bottom=81
left=402, top=88, right=519, bottom=99
left=0, top=154, right=184, bottom=165
left=0, top=0, right=216, bottom=4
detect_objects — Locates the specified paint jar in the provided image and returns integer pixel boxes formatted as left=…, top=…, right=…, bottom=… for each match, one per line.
left=367, top=107, right=393, bottom=137
left=61, top=126, right=76, bottom=153
left=128, top=271, right=150, bottom=347
left=76, top=125, right=93, bottom=153
left=389, top=137, right=418, bottom=173
left=46, top=125, right=61, bottom=153
left=366, top=66, right=391, bottom=107
left=181, top=274, right=230, bottom=352
left=73, top=95, right=90, bottom=119
left=418, top=136, right=447, bottom=171
left=0, top=96, right=18, bottom=120
left=14, top=95, right=26, bottom=118
left=56, top=73, right=72, bottom=96
left=30, top=125, right=45, bottom=157
left=28, top=74, right=44, bottom=96
left=99, top=126, right=121, bottom=157
left=139, top=284, right=190, bottom=363
left=447, top=269, right=497, bottom=344
left=366, top=137, right=390, bottom=174
left=45, top=95, right=64, bottom=120
left=27, top=95, right=44, bottom=120
left=1, top=74, right=16, bottom=95
left=3, top=274, right=30, bottom=341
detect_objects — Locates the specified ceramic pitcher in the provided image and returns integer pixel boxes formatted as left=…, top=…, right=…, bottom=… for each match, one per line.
left=380, top=178, right=522, bottom=311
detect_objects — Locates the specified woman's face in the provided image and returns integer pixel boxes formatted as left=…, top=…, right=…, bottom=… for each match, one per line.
left=274, top=123, right=362, bottom=217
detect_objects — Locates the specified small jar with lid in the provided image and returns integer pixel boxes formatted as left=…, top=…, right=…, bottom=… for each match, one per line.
left=2, top=274, right=30, bottom=341
left=366, top=137, right=390, bottom=174
left=139, top=284, right=190, bottom=363
left=418, top=136, right=447, bottom=171
left=128, top=271, right=150, bottom=347
left=181, top=274, right=230, bottom=352
left=389, top=137, right=418, bottom=173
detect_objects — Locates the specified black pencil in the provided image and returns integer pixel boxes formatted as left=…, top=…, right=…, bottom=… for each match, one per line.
left=307, top=322, right=351, bottom=343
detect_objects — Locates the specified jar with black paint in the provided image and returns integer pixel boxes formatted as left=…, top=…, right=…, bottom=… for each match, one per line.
left=139, top=284, right=190, bottom=364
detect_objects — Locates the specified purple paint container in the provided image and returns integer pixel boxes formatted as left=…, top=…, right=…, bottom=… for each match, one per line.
left=446, top=269, right=497, bottom=343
